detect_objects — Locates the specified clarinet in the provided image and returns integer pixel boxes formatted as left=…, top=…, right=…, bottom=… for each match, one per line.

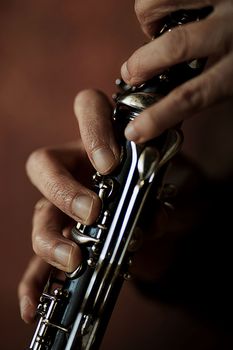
left=28, top=8, right=212, bottom=350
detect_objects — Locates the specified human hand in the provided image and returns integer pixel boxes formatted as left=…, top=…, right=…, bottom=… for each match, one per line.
left=18, top=139, right=207, bottom=325
left=18, top=89, right=120, bottom=323
left=121, top=0, right=233, bottom=143
left=18, top=88, right=209, bottom=324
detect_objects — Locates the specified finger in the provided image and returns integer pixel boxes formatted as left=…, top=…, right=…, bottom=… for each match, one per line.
left=125, top=53, right=233, bottom=142
left=135, top=0, right=214, bottom=37
left=121, top=11, right=231, bottom=86
left=32, top=198, right=82, bottom=272
left=18, top=256, right=50, bottom=323
left=74, top=89, right=120, bottom=175
left=26, top=142, right=102, bottom=225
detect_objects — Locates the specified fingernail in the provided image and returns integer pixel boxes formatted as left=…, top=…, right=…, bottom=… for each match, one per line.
left=121, top=61, right=130, bottom=82
left=54, top=243, right=73, bottom=268
left=72, top=195, right=93, bottom=222
left=20, top=295, right=35, bottom=323
left=92, top=147, right=115, bottom=174
left=125, top=122, right=140, bottom=141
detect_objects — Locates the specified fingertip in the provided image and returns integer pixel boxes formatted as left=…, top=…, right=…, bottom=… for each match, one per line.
left=84, top=193, right=102, bottom=225
left=124, top=121, right=140, bottom=142
left=91, top=147, right=119, bottom=175
left=121, top=61, right=131, bottom=85
left=53, top=241, right=83, bottom=273
left=73, top=89, right=96, bottom=112
left=67, top=244, right=83, bottom=273
left=71, top=192, right=101, bottom=225
left=125, top=115, right=163, bottom=144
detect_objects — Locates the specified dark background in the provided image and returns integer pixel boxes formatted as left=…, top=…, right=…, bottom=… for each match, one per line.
left=1, top=1, right=233, bottom=349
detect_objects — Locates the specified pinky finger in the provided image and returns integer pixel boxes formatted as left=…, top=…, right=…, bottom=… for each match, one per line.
left=125, top=54, right=233, bottom=143
left=18, top=256, right=51, bottom=324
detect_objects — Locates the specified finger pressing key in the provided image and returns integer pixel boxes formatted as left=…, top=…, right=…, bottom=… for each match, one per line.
left=32, top=198, right=82, bottom=273
left=26, top=142, right=102, bottom=225
left=18, top=256, right=51, bottom=324
left=74, top=89, right=120, bottom=175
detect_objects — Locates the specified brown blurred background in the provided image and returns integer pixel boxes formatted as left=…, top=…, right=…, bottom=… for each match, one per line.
left=1, top=1, right=233, bottom=349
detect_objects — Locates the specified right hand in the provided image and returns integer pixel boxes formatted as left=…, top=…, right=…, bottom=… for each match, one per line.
left=18, top=89, right=120, bottom=323
left=26, top=89, right=121, bottom=272
left=18, top=90, right=209, bottom=324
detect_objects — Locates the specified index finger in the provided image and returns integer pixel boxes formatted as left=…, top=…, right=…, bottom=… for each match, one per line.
left=74, top=89, right=120, bottom=175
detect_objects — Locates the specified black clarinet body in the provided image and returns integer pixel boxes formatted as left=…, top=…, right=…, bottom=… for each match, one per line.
left=29, top=8, right=212, bottom=350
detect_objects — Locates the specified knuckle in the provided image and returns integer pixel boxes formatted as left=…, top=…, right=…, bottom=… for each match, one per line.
left=44, top=178, right=75, bottom=214
left=32, top=232, right=55, bottom=260
left=25, top=147, right=50, bottom=177
left=134, top=1, right=146, bottom=24
left=74, top=89, right=99, bottom=110
left=34, top=197, right=50, bottom=212
left=18, top=280, right=27, bottom=298
left=18, top=278, right=32, bottom=298
left=32, top=234, right=44, bottom=257
left=134, top=1, right=158, bottom=26
left=144, top=108, right=165, bottom=136
left=165, top=26, right=190, bottom=63
left=173, top=84, right=205, bottom=112
left=45, top=179, right=63, bottom=203
left=33, top=182, right=75, bottom=221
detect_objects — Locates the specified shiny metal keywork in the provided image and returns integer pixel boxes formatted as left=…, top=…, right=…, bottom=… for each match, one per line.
left=28, top=8, right=211, bottom=350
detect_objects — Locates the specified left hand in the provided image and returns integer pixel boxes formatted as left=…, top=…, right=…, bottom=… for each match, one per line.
left=121, top=0, right=233, bottom=143
left=18, top=147, right=207, bottom=324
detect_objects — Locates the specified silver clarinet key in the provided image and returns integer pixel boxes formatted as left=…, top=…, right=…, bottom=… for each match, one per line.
left=28, top=8, right=212, bottom=349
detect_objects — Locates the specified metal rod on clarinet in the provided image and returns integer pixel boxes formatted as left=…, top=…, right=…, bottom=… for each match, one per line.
left=28, top=8, right=212, bottom=350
